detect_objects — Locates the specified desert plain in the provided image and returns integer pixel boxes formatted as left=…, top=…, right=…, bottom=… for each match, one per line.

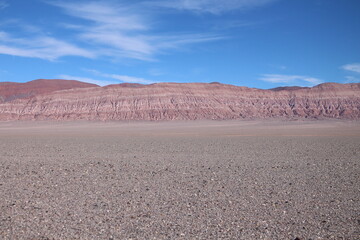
left=0, top=120, right=359, bottom=239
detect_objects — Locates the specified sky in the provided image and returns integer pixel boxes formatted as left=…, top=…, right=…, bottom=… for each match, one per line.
left=0, top=0, right=359, bottom=89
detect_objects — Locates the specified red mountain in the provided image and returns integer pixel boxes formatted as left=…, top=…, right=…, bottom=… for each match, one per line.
left=0, top=80, right=359, bottom=120
left=0, top=79, right=99, bottom=103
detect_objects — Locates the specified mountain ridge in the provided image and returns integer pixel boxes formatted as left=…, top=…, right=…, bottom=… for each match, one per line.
left=0, top=79, right=359, bottom=121
left=0, top=79, right=99, bottom=103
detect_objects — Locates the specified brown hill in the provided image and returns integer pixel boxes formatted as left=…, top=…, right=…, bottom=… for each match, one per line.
left=0, top=79, right=99, bottom=103
left=0, top=81, right=359, bottom=121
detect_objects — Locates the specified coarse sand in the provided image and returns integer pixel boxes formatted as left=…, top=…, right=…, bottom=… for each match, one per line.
left=0, top=120, right=359, bottom=239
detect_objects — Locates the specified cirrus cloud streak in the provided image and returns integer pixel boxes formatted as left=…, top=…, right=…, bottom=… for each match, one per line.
left=0, top=31, right=94, bottom=60
left=58, top=69, right=156, bottom=86
left=57, top=75, right=115, bottom=86
left=148, top=0, right=277, bottom=14
left=0, top=1, right=223, bottom=62
left=341, top=63, right=360, bottom=74
left=260, top=74, right=323, bottom=86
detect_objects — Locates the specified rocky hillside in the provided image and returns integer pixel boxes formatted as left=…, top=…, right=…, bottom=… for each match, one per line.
left=0, top=79, right=99, bottom=103
left=0, top=80, right=359, bottom=120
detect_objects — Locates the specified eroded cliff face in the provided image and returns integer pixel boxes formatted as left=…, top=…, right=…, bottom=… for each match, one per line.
left=0, top=81, right=359, bottom=121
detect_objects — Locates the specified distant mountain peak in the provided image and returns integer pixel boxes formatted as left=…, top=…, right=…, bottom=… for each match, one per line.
left=0, top=79, right=98, bottom=102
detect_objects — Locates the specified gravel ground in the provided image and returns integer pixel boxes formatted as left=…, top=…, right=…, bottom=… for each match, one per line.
left=0, top=121, right=359, bottom=239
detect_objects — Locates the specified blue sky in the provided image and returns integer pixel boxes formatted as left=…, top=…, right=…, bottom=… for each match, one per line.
left=0, top=0, right=359, bottom=89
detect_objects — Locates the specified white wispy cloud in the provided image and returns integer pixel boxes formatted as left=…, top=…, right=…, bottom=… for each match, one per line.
left=0, top=31, right=94, bottom=60
left=0, top=1, right=8, bottom=10
left=260, top=74, right=323, bottom=86
left=0, top=1, right=222, bottom=61
left=86, top=69, right=156, bottom=84
left=149, top=0, right=277, bottom=14
left=51, top=1, right=152, bottom=60
left=108, top=75, right=155, bottom=84
left=57, top=75, right=115, bottom=86
left=49, top=1, right=222, bottom=61
left=341, top=63, right=360, bottom=74
left=0, top=19, right=42, bottom=33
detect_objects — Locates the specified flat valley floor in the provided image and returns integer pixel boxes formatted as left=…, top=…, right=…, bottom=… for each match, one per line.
left=0, top=120, right=359, bottom=239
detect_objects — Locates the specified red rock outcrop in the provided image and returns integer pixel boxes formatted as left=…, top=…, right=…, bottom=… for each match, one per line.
left=0, top=79, right=99, bottom=103
left=0, top=80, right=359, bottom=121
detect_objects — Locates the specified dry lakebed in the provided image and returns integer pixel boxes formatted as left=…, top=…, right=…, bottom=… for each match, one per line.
left=0, top=120, right=359, bottom=239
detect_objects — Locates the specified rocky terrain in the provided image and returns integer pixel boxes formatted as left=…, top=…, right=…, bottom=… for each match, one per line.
left=0, top=121, right=359, bottom=239
left=0, top=79, right=359, bottom=120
